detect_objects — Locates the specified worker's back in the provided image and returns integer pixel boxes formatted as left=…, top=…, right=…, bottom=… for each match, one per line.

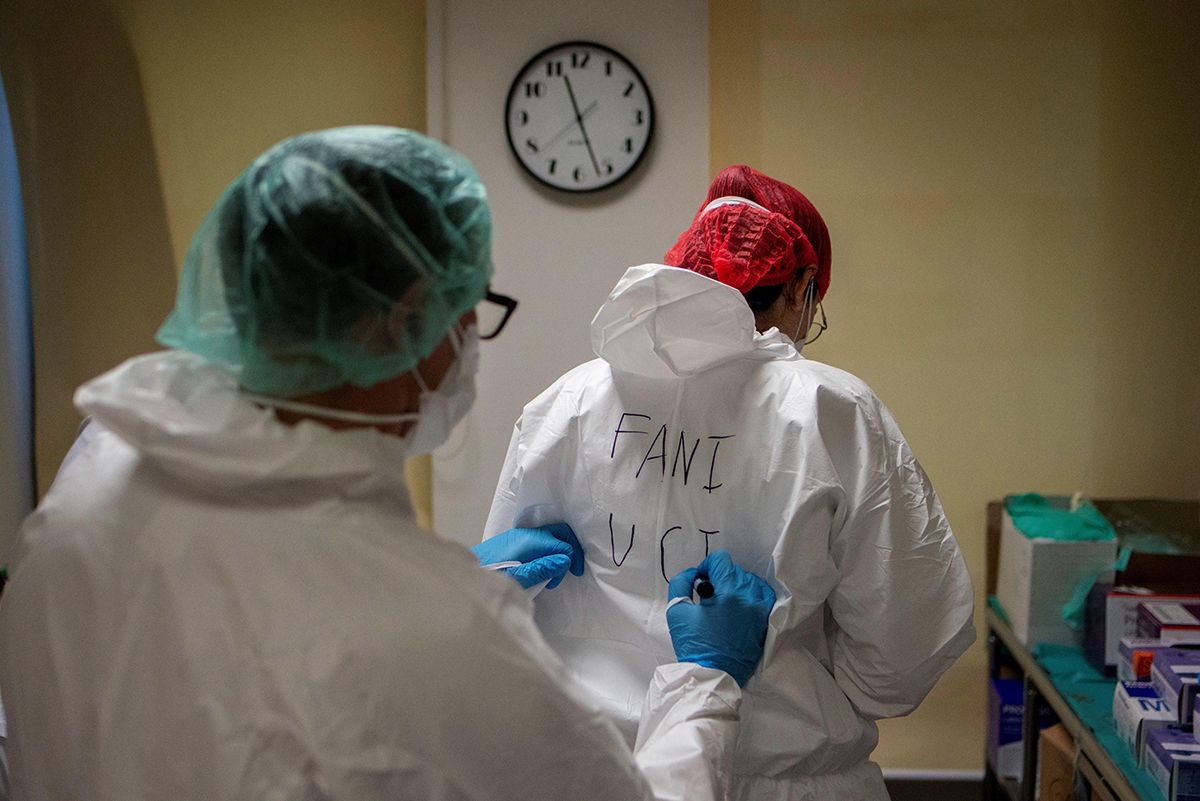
left=0, top=351, right=649, bottom=801
left=485, top=264, right=976, bottom=801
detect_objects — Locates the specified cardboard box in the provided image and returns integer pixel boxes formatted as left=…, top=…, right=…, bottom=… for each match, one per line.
left=1152, top=649, right=1200, bottom=725
left=1113, top=681, right=1175, bottom=763
left=1143, top=725, right=1200, bottom=801
left=1038, top=723, right=1074, bottom=801
left=1119, top=637, right=1176, bottom=682
left=1140, top=602, right=1200, bottom=644
left=995, top=501, right=1117, bottom=646
left=1087, top=585, right=1200, bottom=673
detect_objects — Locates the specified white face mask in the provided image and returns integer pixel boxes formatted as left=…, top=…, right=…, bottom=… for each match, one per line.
left=402, top=323, right=479, bottom=456
left=244, top=324, right=480, bottom=456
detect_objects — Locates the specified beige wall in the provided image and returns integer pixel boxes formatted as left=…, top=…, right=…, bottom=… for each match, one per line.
left=0, top=0, right=178, bottom=496
left=114, top=0, right=427, bottom=268
left=712, top=0, right=1200, bottom=770
left=2, top=0, right=427, bottom=493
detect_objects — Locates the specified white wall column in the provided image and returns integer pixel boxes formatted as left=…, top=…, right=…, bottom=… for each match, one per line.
left=428, top=0, right=710, bottom=544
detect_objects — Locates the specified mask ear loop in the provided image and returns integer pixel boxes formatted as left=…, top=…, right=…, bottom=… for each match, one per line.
left=412, top=321, right=469, bottom=394
left=241, top=393, right=420, bottom=425
left=792, top=277, right=816, bottom=345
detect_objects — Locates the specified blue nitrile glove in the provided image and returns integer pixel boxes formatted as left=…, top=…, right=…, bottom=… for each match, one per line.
left=665, top=550, right=776, bottom=687
left=471, top=523, right=585, bottom=590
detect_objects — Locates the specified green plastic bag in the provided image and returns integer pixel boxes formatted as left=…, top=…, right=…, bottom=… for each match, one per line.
left=1005, top=493, right=1116, bottom=542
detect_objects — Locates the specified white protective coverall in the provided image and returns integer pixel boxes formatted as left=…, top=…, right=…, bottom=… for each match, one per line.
left=485, top=264, right=976, bottom=801
left=0, top=350, right=743, bottom=801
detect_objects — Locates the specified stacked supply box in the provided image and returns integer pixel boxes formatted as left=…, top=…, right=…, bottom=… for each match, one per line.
left=987, top=678, right=1024, bottom=779
left=996, top=495, right=1117, bottom=646
left=1119, top=637, right=1176, bottom=682
left=1152, top=649, right=1200, bottom=726
left=1141, top=603, right=1200, bottom=644
left=1113, top=681, right=1175, bottom=763
left=1143, top=726, right=1200, bottom=801
left=1086, top=585, right=1200, bottom=674
left=1082, top=499, right=1200, bottom=674
left=987, top=678, right=1057, bottom=778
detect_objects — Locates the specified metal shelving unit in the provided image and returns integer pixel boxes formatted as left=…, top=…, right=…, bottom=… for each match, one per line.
left=981, top=499, right=1157, bottom=801
left=984, top=607, right=1142, bottom=801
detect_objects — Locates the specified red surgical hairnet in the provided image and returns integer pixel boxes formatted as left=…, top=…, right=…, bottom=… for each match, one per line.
left=664, top=165, right=831, bottom=298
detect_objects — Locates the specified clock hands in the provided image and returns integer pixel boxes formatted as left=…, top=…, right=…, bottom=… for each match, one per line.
left=543, top=100, right=598, bottom=151
left=563, top=74, right=601, bottom=176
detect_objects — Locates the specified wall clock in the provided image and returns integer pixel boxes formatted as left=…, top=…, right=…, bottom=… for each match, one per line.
left=504, top=41, right=654, bottom=193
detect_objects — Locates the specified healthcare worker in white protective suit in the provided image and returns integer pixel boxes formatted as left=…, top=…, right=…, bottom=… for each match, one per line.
left=483, top=165, right=976, bottom=801
left=0, top=129, right=778, bottom=801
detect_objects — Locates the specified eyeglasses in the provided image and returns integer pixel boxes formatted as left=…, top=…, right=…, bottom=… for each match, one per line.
left=805, top=302, right=827, bottom=345
left=800, top=278, right=827, bottom=345
left=475, top=287, right=518, bottom=340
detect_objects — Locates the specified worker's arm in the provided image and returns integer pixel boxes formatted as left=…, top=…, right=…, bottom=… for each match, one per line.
left=632, top=552, right=773, bottom=801
left=824, top=399, right=975, bottom=720
left=632, top=663, right=742, bottom=801
left=466, top=552, right=770, bottom=801
left=483, top=417, right=528, bottom=538
left=483, top=372, right=584, bottom=540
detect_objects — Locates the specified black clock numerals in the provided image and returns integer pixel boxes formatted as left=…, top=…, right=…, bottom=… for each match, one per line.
left=525, top=138, right=538, bottom=154
left=549, top=52, right=591, bottom=76
left=524, top=81, right=544, bottom=98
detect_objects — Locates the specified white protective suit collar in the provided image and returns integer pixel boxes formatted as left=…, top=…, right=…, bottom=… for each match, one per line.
left=74, top=350, right=411, bottom=491
left=590, top=264, right=798, bottom=379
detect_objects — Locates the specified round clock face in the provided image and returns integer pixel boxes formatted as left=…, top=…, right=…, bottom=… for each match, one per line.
left=505, top=41, right=654, bottom=193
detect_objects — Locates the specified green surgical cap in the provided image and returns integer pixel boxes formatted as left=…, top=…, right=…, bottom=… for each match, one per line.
left=156, top=126, right=492, bottom=397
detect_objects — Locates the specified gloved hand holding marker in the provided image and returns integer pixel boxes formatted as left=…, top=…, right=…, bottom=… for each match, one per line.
left=666, top=550, right=776, bottom=687
left=471, top=523, right=585, bottom=590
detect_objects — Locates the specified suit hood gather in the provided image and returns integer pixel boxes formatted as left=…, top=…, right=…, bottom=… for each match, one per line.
left=590, top=264, right=797, bottom=379
left=73, top=350, right=410, bottom=492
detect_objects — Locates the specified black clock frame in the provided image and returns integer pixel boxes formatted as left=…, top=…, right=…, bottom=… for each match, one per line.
left=503, top=40, right=656, bottom=194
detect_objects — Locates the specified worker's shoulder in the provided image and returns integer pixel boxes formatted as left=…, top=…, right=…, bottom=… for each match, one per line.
left=774, top=357, right=881, bottom=407
left=524, top=358, right=610, bottom=411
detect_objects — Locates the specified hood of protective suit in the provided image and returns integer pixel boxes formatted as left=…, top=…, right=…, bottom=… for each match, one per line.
left=590, top=264, right=797, bottom=379
left=74, top=350, right=410, bottom=492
